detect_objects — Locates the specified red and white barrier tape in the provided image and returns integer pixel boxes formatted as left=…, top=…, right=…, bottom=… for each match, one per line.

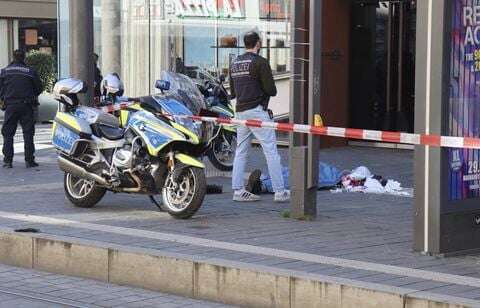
left=99, top=102, right=133, bottom=114
left=98, top=102, right=480, bottom=150
left=189, top=115, right=480, bottom=149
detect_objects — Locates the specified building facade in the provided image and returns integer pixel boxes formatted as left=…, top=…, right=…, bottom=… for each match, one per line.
left=56, top=1, right=416, bottom=134
left=0, top=0, right=58, bottom=122
left=0, top=0, right=57, bottom=68
left=57, top=0, right=292, bottom=115
left=0, top=0, right=417, bottom=132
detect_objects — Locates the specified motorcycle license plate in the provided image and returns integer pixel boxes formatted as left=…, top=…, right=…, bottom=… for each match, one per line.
left=52, top=125, right=79, bottom=153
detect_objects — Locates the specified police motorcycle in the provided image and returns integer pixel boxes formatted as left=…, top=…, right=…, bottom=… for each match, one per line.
left=51, top=78, right=207, bottom=219
left=114, top=72, right=225, bottom=170
left=182, top=69, right=237, bottom=171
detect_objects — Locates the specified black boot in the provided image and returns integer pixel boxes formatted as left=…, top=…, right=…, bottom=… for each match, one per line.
left=25, top=161, right=39, bottom=168
left=246, top=169, right=262, bottom=194
left=2, top=162, right=12, bottom=169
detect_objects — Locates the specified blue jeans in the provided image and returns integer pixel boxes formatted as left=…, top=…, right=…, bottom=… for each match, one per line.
left=232, top=105, right=285, bottom=192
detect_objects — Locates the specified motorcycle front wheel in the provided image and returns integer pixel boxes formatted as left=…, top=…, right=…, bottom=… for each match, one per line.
left=162, top=167, right=206, bottom=219
left=64, top=173, right=106, bottom=208
left=207, top=130, right=236, bottom=172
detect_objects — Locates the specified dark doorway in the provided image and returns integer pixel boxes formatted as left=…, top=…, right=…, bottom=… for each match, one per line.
left=350, top=0, right=416, bottom=133
left=320, top=0, right=351, bottom=147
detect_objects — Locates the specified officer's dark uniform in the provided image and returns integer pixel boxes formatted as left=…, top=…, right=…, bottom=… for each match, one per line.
left=229, top=52, right=277, bottom=112
left=0, top=59, right=43, bottom=167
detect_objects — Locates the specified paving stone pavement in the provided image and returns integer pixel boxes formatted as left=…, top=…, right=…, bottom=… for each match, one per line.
left=0, top=124, right=54, bottom=158
left=0, top=124, right=53, bottom=146
left=1, top=145, right=480, bottom=304
left=0, top=263, right=231, bottom=307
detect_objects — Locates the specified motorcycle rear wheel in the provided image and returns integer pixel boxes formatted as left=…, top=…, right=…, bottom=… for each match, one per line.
left=64, top=173, right=106, bottom=208
left=207, top=130, right=236, bottom=172
left=162, top=167, right=206, bottom=219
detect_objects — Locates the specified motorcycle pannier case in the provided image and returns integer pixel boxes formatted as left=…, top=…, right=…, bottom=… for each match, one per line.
left=52, top=112, right=92, bottom=156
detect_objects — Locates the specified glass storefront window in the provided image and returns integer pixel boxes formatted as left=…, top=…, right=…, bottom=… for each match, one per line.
left=184, top=25, right=216, bottom=69
left=0, top=19, right=57, bottom=68
left=0, top=20, right=9, bottom=68
left=259, top=0, right=289, bottom=20
left=18, top=20, right=57, bottom=57
left=58, top=0, right=70, bottom=78
left=91, top=0, right=290, bottom=97
left=216, top=26, right=248, bottom=76
left=94, top=0, right=150, bottom=96
left=121, top=0, right=150, bottom=96
left=0, top=17, right=58, bottom=119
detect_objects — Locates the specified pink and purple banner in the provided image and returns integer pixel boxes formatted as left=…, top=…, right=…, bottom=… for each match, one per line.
left=449, top=0, right=480, bottom=200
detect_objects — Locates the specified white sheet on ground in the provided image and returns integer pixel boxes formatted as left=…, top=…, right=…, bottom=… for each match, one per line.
left=331, top=166, right=413, bottom=198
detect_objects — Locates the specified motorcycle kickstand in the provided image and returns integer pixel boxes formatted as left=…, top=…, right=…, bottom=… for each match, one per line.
left=149, top=195, right=164, bottom=212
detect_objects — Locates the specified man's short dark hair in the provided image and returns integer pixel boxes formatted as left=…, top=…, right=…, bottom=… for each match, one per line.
left=13, top=49, right=25, bottom=62
left=244, top=31, right=261, bottom=49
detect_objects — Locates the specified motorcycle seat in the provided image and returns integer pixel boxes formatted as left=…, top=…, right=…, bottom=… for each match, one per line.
left=92, top=124, right=124, bottom=140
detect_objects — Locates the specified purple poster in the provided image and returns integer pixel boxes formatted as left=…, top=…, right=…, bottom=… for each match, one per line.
left=449, top=0, right=480, bottom=200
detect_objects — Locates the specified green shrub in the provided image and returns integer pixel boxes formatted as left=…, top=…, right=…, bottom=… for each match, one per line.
left=25, top=50, right=56, bottom=93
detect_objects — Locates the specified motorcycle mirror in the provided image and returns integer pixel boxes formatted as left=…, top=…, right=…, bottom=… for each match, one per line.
left=219, top=74, right=226, bottom=83
left=155, top=80, right=171, bottom=92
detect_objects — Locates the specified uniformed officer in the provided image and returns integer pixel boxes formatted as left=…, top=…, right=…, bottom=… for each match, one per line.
left=229, top=31, right=290, bottom=203
left=0, top=49, right=43, bottom=168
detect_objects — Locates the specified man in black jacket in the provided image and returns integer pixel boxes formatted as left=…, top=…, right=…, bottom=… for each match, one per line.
left=229, top=31, right=290, bottom=203
left=93, top=53, right=103, bottom=98
left=0, top=50, right=43, bottom=168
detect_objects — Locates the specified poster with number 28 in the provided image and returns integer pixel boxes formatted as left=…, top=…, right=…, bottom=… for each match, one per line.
left=449, top=1, right=480, bottom=200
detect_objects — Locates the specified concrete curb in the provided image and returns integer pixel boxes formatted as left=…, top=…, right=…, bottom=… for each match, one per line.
left=0, top=229, right=477, bottom=308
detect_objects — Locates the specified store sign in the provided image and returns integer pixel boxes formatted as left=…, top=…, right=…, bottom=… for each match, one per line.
left=25, top=29, right=38, bottom=46
left=151, top=3, right=165, bottom=18
left=172, top=0, right=245, bottom=18
left=131, top=0, right=165, bottom=19
left=259, top=0, right=289, bottom=19
left=449, top=0, right=480, bottom=200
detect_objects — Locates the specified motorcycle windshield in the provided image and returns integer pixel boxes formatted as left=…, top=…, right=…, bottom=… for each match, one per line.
left=159, top=97, right=202, bottom=141
left=190, top=68, right=231, bottom=109
left=193, top=68, right=218, bottom=84
left=160, top=71, right=206, bottom=115
left=160, top=98, right=193, bottom=116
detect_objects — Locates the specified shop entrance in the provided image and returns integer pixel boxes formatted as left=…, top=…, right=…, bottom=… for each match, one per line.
left=350, top=0, right=416, bottom=133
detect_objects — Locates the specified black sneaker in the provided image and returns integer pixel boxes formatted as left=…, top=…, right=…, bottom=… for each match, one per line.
left=246, top=169, right=262, bottom=194
left=206, top=184, right=223, bottom=195
left=2, top=162, right=12, bottom=169
left=25, top=161, right=39, bottom=168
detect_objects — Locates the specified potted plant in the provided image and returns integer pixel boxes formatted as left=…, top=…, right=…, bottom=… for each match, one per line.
left=25, top=50, right=58, bottom=122
left=25, top=50, right=56, bottom=93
